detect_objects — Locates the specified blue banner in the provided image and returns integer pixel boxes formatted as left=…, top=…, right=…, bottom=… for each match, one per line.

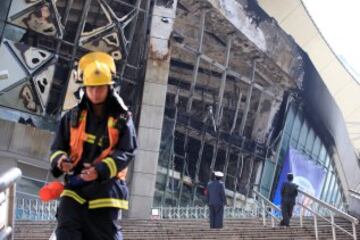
left=272, top=148, right=326, bottom=206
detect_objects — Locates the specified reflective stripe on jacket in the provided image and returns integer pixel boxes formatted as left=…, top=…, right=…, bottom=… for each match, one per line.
left=61, top=109, right=129, bottom=209
left=69, top=110, right=127, bottom=180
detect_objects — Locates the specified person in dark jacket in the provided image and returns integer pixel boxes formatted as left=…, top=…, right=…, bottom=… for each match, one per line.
left=280, top=173, right=298, bottom=227
left=207, top=171, right=226, bottom=229
left=49, top=52, right=137, bottom=240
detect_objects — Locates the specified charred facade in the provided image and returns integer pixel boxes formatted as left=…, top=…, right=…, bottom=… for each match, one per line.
left=0, top=0, right=357, bottom=219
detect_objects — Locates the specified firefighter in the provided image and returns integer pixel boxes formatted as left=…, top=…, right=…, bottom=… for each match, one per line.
left=49, top=51, right=137, bottom=240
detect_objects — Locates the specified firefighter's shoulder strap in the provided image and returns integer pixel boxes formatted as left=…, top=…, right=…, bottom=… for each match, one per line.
left=70, top=106, right=82, bottom=128
left=69, top=106, right=106, bottom=163
left=88, top=117, right=107, bottom=163
left=117, top=111, right=130, bottom=132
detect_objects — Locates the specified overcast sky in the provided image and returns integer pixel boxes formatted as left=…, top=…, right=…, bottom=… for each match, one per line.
left=302, top=0, right=360, bottom=83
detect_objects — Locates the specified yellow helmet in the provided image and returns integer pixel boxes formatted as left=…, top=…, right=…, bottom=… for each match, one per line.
left=83, top=61, right=114, bottom=86
left=78, top=51, right=116, bottom=74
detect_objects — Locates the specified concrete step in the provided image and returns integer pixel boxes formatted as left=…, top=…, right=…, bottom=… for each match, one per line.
left=14, top=218, right=359, bottom=240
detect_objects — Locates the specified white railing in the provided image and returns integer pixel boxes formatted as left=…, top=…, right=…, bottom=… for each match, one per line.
left=154, top=206, right=260, bottom=219
left=253, top=188, right=358, bottom=240
left=0, top=168, right=22, bottom=240
left=13, top=187, right=358, bottom=240
left=252, top=189, right=282, bottom=228
left=15, top=198, right=58, bottom=221
left=297, top=189, right=358, bottom=240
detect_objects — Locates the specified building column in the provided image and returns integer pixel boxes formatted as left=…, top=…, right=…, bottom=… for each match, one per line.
left=128, top=0, right=178, bottom=219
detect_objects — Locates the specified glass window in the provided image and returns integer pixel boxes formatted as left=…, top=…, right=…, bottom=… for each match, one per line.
left=158, top=117, right=176, bottom=168
left=330, top=183, right=339, bottom=205
left=311, top=136, right=321, bottom=160
left=334, top=190, right=341, bottom=208
left=305, top=128, right=315, bottom=156
left=278, top=138, right=290, bottom=166
left=335, top=190, right=342, bottom=208
left=277, top=106, right=298, bottom=167
left=324, top=155, right=331, bottom=168
left=318, top=145, right=327, bottom=165
left=284, top=106, right=296, bottom=136
left=320, top=169, right=332, bottom=201
left=259, top=159, right=275, bottom=197
left=297, top=121, right=308, bottom=150
left=325, top=174, right=336, bottom=203
left=290, top=112, right=302, bottom=147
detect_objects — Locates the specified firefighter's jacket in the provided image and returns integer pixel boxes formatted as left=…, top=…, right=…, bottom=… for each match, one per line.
left=49, top=92, right=137, bottom=210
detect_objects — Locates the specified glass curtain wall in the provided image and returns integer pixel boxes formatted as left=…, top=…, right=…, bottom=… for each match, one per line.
left=261, top=103, right=345, bottom=209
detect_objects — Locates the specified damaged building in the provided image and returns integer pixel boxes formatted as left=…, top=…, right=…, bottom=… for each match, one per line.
left=147, top=0, right=360, bottom=218
left=0, top=0, right=359, bottom=219
left=153, top=0, right=296, bottom=207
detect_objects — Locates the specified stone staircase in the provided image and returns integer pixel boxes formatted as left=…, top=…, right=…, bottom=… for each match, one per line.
left=14, top=218, right=359, bottom=240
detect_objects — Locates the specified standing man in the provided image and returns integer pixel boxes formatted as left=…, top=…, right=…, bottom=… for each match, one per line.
left=49, top=52, right=137, bottom=240
left=207, top=171, right=226, bottom=229
left=280, top=173, right=298, bottom=227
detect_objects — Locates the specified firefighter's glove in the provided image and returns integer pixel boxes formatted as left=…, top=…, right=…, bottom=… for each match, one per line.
left=80, top=163, right=98, bottom=181
left=57, top=155, right=74, bottom=173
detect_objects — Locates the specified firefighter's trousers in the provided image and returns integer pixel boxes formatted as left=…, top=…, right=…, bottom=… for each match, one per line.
left=56, top=196, right=123, bottom=240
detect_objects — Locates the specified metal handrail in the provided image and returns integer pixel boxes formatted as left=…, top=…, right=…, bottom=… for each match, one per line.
left=297, top=189, right=358, bottom=240
left=299, top=189, right=358, bottom=223
left=349, top=189, right=360, bottom=200
left=0, top=227, right=12, bottom=240
left=253, top=200, right=281, bottom=227
left=253, top=189, right=281, bottom=227
left=300, top=204, right=354, bottom=240
left=253, top=188, right=358, bottom=240
left=253, top=189, right=281, bottom=212
left=0, top=168, right=22, bottom=192
left=0, top=167, right=22, bottom=240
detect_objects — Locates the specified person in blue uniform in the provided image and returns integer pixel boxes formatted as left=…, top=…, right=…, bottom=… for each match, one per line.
left=49, top=52, right=137, bottom=240
left=207, top=171, right=226, bottom=229
left=280, top=173, right=298, bottom=227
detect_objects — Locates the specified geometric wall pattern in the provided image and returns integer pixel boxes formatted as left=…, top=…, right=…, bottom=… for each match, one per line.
left=0, top=0, right=151, bottom=128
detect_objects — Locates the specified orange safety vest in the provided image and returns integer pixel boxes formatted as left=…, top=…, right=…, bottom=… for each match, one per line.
left=69, top=110, right=127, bottom=180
